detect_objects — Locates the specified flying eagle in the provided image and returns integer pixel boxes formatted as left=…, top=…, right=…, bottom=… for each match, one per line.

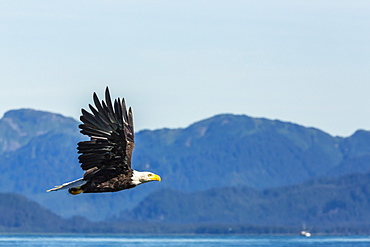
left=47, top=87, right=161, bottom=195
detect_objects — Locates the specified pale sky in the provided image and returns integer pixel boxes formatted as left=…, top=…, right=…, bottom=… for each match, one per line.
left=1, top=1, right=370, bottom=137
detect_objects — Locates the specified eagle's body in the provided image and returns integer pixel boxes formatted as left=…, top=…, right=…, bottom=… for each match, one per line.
left=47, top=87, right=161, bottom=195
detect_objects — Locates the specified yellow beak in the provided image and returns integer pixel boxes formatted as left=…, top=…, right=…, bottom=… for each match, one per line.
left=151, top=174, right=161, bottom=182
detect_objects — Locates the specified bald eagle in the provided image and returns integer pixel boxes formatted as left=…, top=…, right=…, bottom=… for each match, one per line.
left=47, top=87, right=161, bottom=195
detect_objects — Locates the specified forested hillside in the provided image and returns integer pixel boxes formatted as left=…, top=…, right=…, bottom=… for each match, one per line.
left=116, top=172, right=370, bottom=231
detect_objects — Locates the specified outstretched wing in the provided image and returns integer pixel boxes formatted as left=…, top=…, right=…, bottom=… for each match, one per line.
left=77, top=87, right=134, bottom=180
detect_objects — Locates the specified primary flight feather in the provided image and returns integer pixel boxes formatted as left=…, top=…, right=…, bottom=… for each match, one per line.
left=47, top=87, right=161, bottom=195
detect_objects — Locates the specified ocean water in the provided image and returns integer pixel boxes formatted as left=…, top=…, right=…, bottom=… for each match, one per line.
left=0, top=235, right=369, bottom=247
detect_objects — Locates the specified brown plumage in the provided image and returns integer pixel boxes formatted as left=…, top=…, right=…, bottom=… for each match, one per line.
left=47, top=87, right=161, bottom=195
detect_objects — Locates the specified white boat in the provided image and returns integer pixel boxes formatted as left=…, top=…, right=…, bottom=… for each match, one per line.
left=300, top=230, right=311, bottom=237
left=300, top=223, right=312, bottom=237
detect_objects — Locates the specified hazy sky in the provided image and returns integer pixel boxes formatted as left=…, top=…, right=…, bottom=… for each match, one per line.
left=1, top=1, right=369, bottom=137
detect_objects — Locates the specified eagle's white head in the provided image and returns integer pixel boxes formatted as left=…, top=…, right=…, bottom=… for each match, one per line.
left=131, top=170, right=161, bottom=186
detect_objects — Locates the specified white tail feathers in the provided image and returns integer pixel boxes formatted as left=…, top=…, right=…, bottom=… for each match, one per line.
left=46, top=178, right=87, bottom=192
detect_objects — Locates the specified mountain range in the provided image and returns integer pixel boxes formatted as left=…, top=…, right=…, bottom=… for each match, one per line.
left=0, top=109, right=370, bottom=230
left=1, top=171, right=370, bottom=234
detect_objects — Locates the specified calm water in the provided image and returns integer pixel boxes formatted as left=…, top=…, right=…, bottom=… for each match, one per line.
left=0, top=235, right=369, bottom=247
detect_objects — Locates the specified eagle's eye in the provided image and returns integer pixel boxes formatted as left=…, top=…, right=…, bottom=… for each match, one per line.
left=148, top=174, right=153, bottom=177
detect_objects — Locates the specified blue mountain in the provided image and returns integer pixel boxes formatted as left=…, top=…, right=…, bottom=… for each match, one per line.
left=0, top=109, right=369, bottom=221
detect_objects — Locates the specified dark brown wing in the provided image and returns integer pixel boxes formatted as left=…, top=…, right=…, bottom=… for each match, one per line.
left=77, top=87, right=134, bottom=180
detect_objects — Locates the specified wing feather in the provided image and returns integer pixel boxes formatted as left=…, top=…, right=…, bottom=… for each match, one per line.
left=77, top=87, right=135, bottom=179
left=105, top=88, right=118, bottom=124
left=121, top=98, right=128, bottom=123
left=115, top=98, right=124, bottom=126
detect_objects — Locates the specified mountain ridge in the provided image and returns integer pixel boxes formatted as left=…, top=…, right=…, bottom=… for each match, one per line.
left=0, top=109, right=78, bottom=154
left=0, top=109, right=370, bottom=221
